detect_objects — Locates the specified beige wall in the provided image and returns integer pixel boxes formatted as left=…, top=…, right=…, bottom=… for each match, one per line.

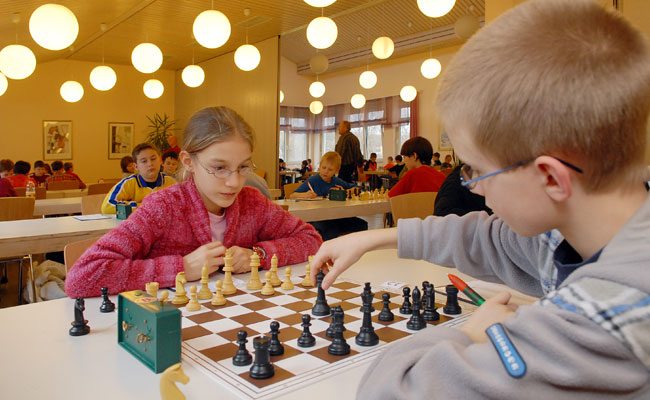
left=0, top=59, right=175, bottom=183
left=174, top=36, right=280, bottom=187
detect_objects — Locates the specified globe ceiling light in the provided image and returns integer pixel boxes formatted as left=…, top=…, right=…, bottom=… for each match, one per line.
left=420, top=58, right=442, bottom=79
left=60, top=80, right=84, bottom=102
left=309, top=54, right=329, bottom=74
left=0, top=44, right=37, bottom=80
left=400, top=85, right=417, bottom=102
left=304, top=0, right=336, bottom=7
left=417, top=0, right=456, bottom=18
left=279, top=90, right=285, bottom=103
left=306, top=17, right=337, bottom=49
left=143, top=79, right=164, bottom=99
left=181, top=64, right=205, bottom=87
left=29, top=4, right=79, bottom=51
left=89, top=65, right=117, bottom=91
left=309, top=100, right=324, bottom=114
left=454, top=15, right=480, bottom=39
left=193, top=10, right=231, bottom=49
left=131, top=43, right=163, bottom=73
left=351, top=93, right=366, bottom=109
left=234, top=44, right=261, bottom=71
left=359, top=70, right=377, bottom=89
left=309, top=81, right=326, bottom=98
left=0, top=73, right=7, bottom=96
left=371, top=37, right=394, bottom=60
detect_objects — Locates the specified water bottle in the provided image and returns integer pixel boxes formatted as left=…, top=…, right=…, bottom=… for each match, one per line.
left=25, top=181, right=36, bottom=198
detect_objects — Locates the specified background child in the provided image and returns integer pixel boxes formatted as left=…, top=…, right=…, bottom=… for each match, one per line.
left=6, top=160, right=36, bottom=188
left=63, top=162, right=86, bottom=189
left=67, top=106, right=321, bottom=297
left=46, top=160, right=79, bottom=189
left=29, top=160, right=50, bottom=187
left=0, top=159, right=16, bottom=197
left=101, top=143, right=176, bottom=214
left=311, top=1, right=650, bottom=398
left=120, top=155, right=136, bottom=178
left=387, top=137, right=446, bottom=198
left=162, top=151, right=180, bottom=178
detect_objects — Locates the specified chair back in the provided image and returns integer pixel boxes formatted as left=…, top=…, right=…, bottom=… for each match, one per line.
left=283, top=182, right=302, bottom=199
left=64, top=238, right=97, bottom=272
left=81, top=194, right=106, bottom=215
left=14, top=187, right=46, bottom=199
left=87, top=182, right=115, bottom=195
left=98, top=178, right=121, bottom=184
left=48, top=180, right=79, bottom=190
left=389, top=192, right=437, bottom=224
left=0, top=197, right=35, bottom=221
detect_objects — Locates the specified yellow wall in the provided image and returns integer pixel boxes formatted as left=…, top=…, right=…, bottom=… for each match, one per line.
left=174, top=36, right=280, bottom=187
left=0, top=59, right=175, bottom=183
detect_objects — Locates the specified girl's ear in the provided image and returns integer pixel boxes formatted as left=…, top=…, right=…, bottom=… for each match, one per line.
left=179, top=151, right=194, bottom=173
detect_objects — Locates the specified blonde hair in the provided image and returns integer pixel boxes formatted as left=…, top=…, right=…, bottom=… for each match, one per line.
left=183, top=107, right=255, bottom=155
left=437, top=0, right=650, bottom=191
left=320, top=151, right=342, bottom=169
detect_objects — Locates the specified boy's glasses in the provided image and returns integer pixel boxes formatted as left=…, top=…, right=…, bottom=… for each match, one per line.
left=460, top=157, right=583, bottom=190
left=196, top=158, right=256, bottom=179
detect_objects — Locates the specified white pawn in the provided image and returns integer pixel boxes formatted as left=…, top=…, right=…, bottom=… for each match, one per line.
left=198, top=265, right=212, bottom=300
left=261, top=271, right=275, bottom=296
left=186, top=286, right=202, bottom=312
left=211, top=280, right=227, bottom=306
left=281, top=267, right=294, bottom=290
left=270, top=254, right=281, bottom=287
left=301, top=256, right=314, bottom=287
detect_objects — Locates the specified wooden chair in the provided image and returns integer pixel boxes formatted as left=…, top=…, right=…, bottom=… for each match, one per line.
left=64, top=238, right=97, bottom=273
left=87, top=182, right=115, bottom=195
left=283, top=182, right=302, bottom=199
left=14, top=186, right=46, bottom=199
left=389, top=192, right=437, bottom=226
left=81, top=194, right=106, bottom=215
left=98, top=178, right=120, bottom=184
left=0, top=197, right=36, bottom=304
left=47, top=180, right=79, bottom=190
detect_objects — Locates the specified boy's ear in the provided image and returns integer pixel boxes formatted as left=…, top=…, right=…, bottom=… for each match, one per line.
left=534, top=156, right=573, bottom=202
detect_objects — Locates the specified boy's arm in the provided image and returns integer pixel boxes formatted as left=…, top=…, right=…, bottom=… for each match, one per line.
left=290, top=180, right=317, bottom=199
left=100, top=179, right=136, bottom=214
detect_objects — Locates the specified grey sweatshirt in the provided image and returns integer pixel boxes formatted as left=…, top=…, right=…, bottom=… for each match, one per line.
left=357, top=195, right=650, bottom=399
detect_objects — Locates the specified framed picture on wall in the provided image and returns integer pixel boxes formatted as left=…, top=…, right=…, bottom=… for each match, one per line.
left=43, top=120, right=72, bottom=160
left=439, top=130, right=453, bottom=151
left=108, top=122, right=134, bottom=159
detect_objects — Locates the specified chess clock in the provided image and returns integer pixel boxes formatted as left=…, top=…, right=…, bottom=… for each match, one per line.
left=117, top=290, right=181, bottom=373
left=115, top=203, right=133, bottom=220
left=328, top=188, right=347, bottom=201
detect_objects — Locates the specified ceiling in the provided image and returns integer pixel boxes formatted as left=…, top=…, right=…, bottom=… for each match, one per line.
left=0, top=0, right=485, bottom=73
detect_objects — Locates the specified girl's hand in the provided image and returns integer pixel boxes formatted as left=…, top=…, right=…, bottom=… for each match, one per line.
left=183, top=242, right=226, bottom=280
left=227, top=246, right=254, bottom=273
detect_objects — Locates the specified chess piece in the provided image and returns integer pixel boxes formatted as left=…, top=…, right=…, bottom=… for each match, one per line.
left=172, top=272, right=189, bottom=305
left=159, top=291, right=169, bottom=307
left=222, top=249, right=237, bottom=295
left=69, top=298, right=90, bottom=336
left=443, top=284, right=462, bottom=315
left=99, top=287, right=115, bottom=313
left=378, top=293, right=394, bottom=322
left=407, top=286, right=426, bottom=330
left=311, top=271, right=331, bottom=316
left=269, top=254, right=282, bottom=287
left=326, top=307, right=337, bottom=338
left=281, top=267, right=294, bottom=290
left=198, top=265, right=212, bottom=300
left=297, top=314, right=316, bottom=347
left=247, top=252, right=263, bottom=290
left=211, top=280, right=227, bottom=306
left=328, top=306, right=350, bottom=356
left=249, top=336, right=275, bottom=379
left=268, top=321, right=284, bottom=356
left=145, top=281, right=159, bottom=298
left=261, top=271, right=276, bottom=296
left=399, top=286, right=412, bottom=314
left=355, top=291, right=379, bottom=346
left=423, top=284, right=440, bottom=322
left=186, top=286, right=202, bottom=312
left=360, top=282, right=375, bottom=312
left=160, top=363, right=189, bottom=400
left=421, top=281, right=430, bottom=307
left=232, top=330, right=253, bottom=366
left=301, top=256, right=314, bottom=287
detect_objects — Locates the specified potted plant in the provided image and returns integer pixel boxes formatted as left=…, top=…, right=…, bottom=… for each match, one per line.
left=145, top=113, right=176, bottom=152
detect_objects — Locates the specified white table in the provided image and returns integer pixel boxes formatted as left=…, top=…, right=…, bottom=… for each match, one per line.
left=34, top=197, right=83, bottom=216
left=275, top=198, right=390, bottom=222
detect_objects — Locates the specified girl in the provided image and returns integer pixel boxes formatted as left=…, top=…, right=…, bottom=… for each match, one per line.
left=66, top=107, right=322, bottom=297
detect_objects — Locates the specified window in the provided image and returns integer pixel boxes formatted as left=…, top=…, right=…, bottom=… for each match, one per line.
left=287, top=132, right=307, bottom=163
left=322, top=130, right=336, bottom=154
left=397, top=105, right=411, bottom=151
left=279, top=130, right=287, bottom=161
left=350, top=124, right=383, bottom=159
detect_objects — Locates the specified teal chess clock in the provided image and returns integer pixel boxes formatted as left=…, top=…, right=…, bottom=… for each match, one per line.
left=115, top=203, right=133, bottom=220
left=117, top=290, right=181, bottom=373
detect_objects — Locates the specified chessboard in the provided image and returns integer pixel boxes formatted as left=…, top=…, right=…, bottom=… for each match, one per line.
left=170, top=276, right=475, bottom=400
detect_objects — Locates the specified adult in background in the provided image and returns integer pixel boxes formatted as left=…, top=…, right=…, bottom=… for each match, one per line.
left=388, top=137, right=446, bottom=198
left=335, top=121, right=363, bottom=183
left=434, top=164, right=492, bottom=217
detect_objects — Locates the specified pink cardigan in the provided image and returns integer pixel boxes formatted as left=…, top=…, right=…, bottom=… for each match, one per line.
left=66, top=180, right=322, bottom=297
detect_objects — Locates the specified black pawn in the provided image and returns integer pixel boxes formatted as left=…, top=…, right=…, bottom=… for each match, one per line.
left=297, top=314, right=316, bottom=347
left=407, top=287, right=426, bottom=330
left=268, top=321, right=284, bottom=356
left=328, top=306, right=350, bottom=355
left=359, top=282, right=375, bottom=312
left=326, top=307, right=336, bottom=338
left=69, top=298, right=90, bottom=336
left=378, top=293, right=394, bottom=322
left=312, top=271, right=331, bottom=316
left=443, top=284, right=462, bottom=315
left=99, top=287, right=115, bottom=313
left=355, top=292, right=379, bottom=346
left=399, top=286, right=412, bottom=315
left=249, top=336, right=274, bottom=379
left=232, top=330, right=253, bottom=366
left=422, top=284, right=440, bottom=322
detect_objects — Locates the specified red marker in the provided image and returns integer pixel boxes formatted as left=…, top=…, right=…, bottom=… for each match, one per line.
left=448, top=274, right=485, bottom=306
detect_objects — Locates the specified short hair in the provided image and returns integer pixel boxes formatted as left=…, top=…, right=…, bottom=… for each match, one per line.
left=400, top=137, right=433, bottom=165
left=395, top=155, right=403, bottom=162
left=370, top=153, right=377, bottom=158
left=0, top=159, right=14, bottom=173
left=63, top=162, right=73, bottom=172
left=339, top=121, right=351, bottom=132
left=34, top=160, right=45, bottom=169
left=433, top=152, right=441, bottom=158
left=162, top=151, right=179, bottom=162
left=183, top=106, right=254, bottom=156
left=120, top=156, right=134, bottom=173
left=387, top=156, right=394, bottom=162
left=51, top=160, right=64, bottom=172
left=132, top=143, right=159, bottom=160
left=437, top=0, right=650, bottom=191
left=320, top=151, right=342, bottom=169
left=14, top=160, right=31, bottom=175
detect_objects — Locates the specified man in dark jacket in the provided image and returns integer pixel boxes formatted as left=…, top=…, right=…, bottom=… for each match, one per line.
left=334, top=121, right=363, bottom=183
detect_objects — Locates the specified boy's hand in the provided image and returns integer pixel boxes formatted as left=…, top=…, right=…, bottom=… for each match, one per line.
left=183, top=242, right=225, bottom=280
left=228, top=246, right=254, bottom=273
left=310, top=233, right=369, bottom=289
left=458, top=292, right=518, bottom=343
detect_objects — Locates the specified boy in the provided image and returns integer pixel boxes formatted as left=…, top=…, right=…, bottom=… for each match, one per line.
left=46, top=160, right=79, bottom=189
left=162, top=151, right=180, bottom=178
left=0, top=159, right=16, bottom=197
left=311, top=1, right=650, bottom=398
left=101, top=143, right=176, bottom=214
left=292, top=151, right=367, bottom=240
left=6, top=160, right=36, bottom=188
left=63, top=162, right=87, bottom=189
